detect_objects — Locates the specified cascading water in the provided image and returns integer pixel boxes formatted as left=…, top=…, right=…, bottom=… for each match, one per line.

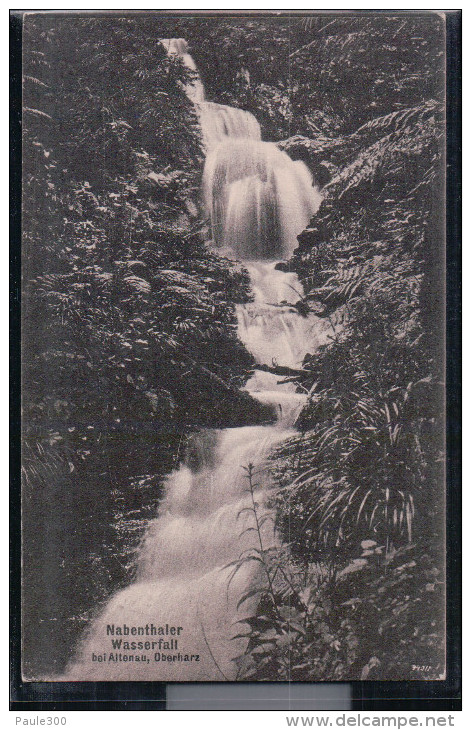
left=160, top=38, right=205, bottom=102
left=198, top=102, right=262, bottom=147
left=66, top=40, right=327, bottom=681
left=200, top=106, right=321, bottom=259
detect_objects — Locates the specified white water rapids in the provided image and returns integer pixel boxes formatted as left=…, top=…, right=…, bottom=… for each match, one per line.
left=67, top=39, right=327, bottom=681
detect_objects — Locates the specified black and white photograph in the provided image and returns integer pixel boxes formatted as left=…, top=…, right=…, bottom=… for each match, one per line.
left=17, top=9, right=450, bottom=686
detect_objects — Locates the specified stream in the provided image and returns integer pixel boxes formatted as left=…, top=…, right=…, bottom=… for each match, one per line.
left=67, top=38, right=328, bottom=681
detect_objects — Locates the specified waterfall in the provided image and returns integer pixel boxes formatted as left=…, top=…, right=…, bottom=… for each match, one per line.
left=198, top=102, right=262, bottom=148
left=66, top=40, right=328, bottom=682
left=160, top=38, right=205, bottom=102
left=162, top=37, right=321, bottom=258
left=200, top=109, right=321, bottom=259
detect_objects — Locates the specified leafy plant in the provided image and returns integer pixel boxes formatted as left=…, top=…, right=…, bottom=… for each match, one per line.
left=232, top=468, right=444, bottom=681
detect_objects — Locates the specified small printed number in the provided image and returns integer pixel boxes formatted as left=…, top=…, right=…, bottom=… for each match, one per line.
left=412, top=665, right=432, bottom=672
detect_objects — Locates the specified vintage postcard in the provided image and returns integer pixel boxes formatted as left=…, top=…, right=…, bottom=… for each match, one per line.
left=18, top=10, right=449, bottom=683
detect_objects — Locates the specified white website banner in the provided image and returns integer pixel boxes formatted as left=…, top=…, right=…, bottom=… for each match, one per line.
left=5, top=711, right=465, bottom=730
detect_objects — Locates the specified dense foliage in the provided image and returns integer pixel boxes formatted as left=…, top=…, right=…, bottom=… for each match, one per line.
left=201, top=13, right=446, bottom=680
left=21, top=15, right=269, bottom=678
left=163, top=13, right=444, bottom=141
